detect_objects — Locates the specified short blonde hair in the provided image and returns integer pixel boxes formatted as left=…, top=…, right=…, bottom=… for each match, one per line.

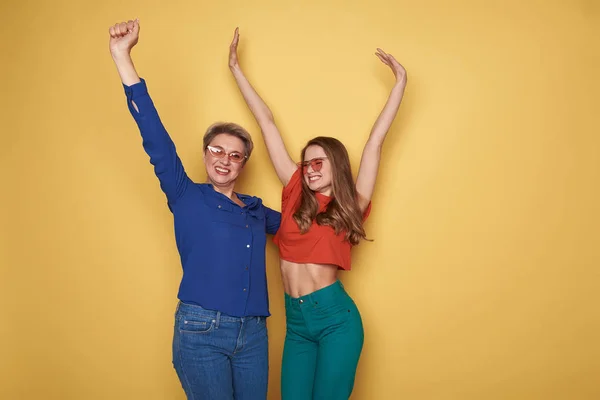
left=203, top=122, right=254, bottom=163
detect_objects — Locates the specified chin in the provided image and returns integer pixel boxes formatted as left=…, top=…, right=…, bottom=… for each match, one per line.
left=307, top=182, right=328, bottom=193
left=307, top=183, right=320, bottom=192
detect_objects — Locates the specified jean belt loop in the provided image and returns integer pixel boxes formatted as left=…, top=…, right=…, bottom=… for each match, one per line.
left=215, top=311, right=221, bottom=329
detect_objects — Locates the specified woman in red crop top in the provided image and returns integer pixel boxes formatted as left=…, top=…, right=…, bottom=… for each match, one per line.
left=229, top=28, right=407, bottom=400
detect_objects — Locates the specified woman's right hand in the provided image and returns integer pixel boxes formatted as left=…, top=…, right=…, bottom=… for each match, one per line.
left=109, top=19, right=140, bottom=58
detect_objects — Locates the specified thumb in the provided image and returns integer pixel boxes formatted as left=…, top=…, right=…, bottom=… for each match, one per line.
left=132, top=18, right=140, bottom=35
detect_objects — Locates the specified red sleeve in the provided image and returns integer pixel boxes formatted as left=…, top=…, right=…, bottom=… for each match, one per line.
left=281, top=168, right=303, bottom=213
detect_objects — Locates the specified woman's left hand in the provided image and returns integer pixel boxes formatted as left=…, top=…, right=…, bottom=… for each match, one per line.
left=375, top=48, right=407, bottom=85
left=229, top=27, right=240, bottom=70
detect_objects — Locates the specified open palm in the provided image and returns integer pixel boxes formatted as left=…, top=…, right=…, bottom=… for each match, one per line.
left=375, top=48, right=406, bottom=84
left=229, top=27, right=240, bottom=69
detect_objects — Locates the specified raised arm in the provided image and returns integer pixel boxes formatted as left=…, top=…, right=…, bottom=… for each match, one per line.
left=355, top=49, right=407, bottom=211
left=228, top=28, right=297, bottom=186
left=109, top=19, right=191, bottom=206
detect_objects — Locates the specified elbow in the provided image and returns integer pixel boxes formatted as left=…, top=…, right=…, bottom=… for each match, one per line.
left=257, top=110, right=275, bottom=126
left=365, top=138, right=383, bottom=153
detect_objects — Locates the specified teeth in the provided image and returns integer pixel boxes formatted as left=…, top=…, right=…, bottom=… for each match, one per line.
left=309, top=176, right=320, bottom=181
left=216, top=167, right=229, bottom=173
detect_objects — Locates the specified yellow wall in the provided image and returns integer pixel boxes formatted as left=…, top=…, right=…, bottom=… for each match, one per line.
left=1, top=0, right=599, bottom=398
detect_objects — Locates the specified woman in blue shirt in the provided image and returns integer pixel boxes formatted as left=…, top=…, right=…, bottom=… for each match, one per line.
left=108, top=19, right=280, bottom=400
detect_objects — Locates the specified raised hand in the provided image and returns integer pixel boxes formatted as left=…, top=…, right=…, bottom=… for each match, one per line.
left=375, top=48, right=407, bottom=85
left=355, top=48, right=407, bottom=209
left=109, top=19, right=140, bottom=57
left=229, top=27, right=240, bottom=70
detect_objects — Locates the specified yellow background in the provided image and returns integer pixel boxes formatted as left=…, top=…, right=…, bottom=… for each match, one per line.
left=1, top=0, right=599, bottom=399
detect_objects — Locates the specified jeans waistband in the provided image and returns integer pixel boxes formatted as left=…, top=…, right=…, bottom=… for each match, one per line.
left=176, top=301, right=263, bottom=324
left=284, top=280, right=349, bottom=310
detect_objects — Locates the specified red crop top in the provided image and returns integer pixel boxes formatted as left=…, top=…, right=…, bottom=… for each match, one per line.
left=273, top=168, right=371, bottom=271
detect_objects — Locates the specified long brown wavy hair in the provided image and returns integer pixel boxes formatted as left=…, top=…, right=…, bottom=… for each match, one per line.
left=293, top=137, right=367, bottom=245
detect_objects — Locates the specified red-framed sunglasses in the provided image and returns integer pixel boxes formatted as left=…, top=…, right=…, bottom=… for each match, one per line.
left=297, top=157, right=328, bottom=173
left=206, top=145, right=247, bottom=163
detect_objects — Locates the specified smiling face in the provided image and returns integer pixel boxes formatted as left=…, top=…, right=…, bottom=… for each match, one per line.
left=302, top=145, right=332, bottom=195
left=203, top=133, right=246, bottom=188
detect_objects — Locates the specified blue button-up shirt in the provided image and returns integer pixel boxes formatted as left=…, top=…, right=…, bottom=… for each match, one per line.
left=124, top=79, right=280, bottom=317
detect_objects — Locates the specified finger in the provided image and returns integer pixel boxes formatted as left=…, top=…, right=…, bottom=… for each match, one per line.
left=231, top=27, right=239, bottom=47
left=375, top=52, right=390, bottom=65
left=115, top=22, right=125, bottom=36
left=109, top=25, right=116, bottom=37
left=387, top=53, right=400, bottom=65
left=376, top=48, right=389, bottom=58
left=376, top=49, right=391, bottom=64
left=120, top=22, right=129, bottom=35
left=126, top=20, right=135, bottom=32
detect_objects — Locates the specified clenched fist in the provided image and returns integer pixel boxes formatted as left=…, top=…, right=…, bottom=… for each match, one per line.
left=109, top=19, right=140, bottom=57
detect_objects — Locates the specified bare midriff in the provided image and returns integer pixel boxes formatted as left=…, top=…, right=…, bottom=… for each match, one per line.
left=280, top=259, right=339, bottom=298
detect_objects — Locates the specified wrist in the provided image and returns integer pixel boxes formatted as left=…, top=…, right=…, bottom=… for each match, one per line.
left=229, top=64, right=243, bottom=74
left=111, top=49, right=131, bottom=61
left=394, top=77, right=407, bottom=88
left=392, top=81, right=406, bottom=93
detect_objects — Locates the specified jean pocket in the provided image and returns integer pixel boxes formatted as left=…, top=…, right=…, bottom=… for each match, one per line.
left=315, top=297, right=360, bottom=321
left=179, top=316, right=216, bottom=334
left=315, top=303, right=348, bottom=318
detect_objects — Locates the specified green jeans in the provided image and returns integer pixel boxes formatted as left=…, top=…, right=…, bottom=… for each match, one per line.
left=281, top=280, right=364, bottom=400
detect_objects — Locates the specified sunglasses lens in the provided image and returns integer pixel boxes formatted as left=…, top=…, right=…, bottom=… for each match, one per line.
left=230, top=153, right=244, bottom=163
left=300, top=159, right=325, bottom=173
left=208, top=147, right=224, bottom=158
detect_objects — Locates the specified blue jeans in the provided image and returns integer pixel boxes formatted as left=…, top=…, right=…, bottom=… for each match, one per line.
left=172, top=301, right=269, bottom=400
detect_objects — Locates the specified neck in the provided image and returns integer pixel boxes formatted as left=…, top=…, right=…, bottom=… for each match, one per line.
left=318, top=186, right=333, bottom=197
left=210, top=180, right=236, bottom=199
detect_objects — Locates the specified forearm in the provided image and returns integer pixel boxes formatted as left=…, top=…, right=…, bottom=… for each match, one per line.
left=230, top=64, right=296, bottom=183
left=122, top=78, right=190, bottom=203
left=230, top=65, right=275, bottom=125
left=367, top=81, right=406, bottom=147
left=111, top=51, right=141, bottom=87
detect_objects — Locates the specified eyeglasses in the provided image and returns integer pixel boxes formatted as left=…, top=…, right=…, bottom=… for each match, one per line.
left=206, top=145, right=247, bottom=163
left=297, top=157, right=328, bottom=174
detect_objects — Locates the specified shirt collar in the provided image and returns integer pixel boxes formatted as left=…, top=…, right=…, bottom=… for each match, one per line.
left=199, top=184, right=262, bottom=212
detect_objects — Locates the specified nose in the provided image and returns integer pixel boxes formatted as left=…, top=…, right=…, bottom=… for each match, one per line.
left=220, top=157, right=231, bottom=166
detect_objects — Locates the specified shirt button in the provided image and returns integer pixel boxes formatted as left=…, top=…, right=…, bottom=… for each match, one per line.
left=299, top=299, right=304, bottom=304
left=218, top=205, right=221, bottom=209
left=243, top=288, right=247, bottom=291
left=245, top=225, right=249, bottom=228
left=246, top=244, right=250, bottom=248
left=245, top=266, right=249, bottom=270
